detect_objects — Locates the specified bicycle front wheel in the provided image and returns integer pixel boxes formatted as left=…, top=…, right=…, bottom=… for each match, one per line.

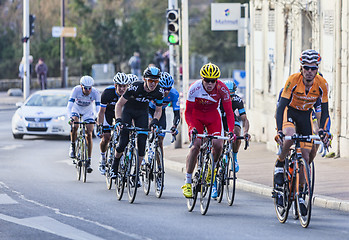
left=142, top=149, right=151, bottom=195
left=187, top=152, right=202, bottom=212
left=82, top=139, right=88, bottom=183
left=105, top=144, right=113, bottom=190
left=127, top=147, right=139, bottom=203
left=116, top=156, right=125, bottom=200
left=154, top=148, right=164, bottom=198
left=200, top=153, right=214, bottom=215
left=296, top=158, right=313, bottom=228
left=216, top=157, right=225, bottom=203
left=75, top=140, right=82, bottom=181
left=226, top=154, right=236, bottom=206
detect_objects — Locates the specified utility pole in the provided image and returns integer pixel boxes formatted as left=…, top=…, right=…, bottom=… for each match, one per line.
left=61, top=0, right=66, bottom=88
left=22, top=0, right=30, bottom=100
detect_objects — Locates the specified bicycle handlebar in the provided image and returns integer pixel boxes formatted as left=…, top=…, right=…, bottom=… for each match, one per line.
left=189, top=132, right=249, bottom=150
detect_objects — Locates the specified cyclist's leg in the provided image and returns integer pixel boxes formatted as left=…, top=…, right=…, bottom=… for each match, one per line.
left=134, top=111, right=149, bottom=165
left=232, top=124, right=242, bottom=172
left=157, top=111, right=167, bottom=155
left=69, top=112, right=79, bottom=158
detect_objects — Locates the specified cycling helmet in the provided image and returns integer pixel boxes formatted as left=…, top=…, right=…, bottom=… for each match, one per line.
left=143, top=66, right=161, bottom=79
left=224, top=80, right=237, bottom=93
left=200, top=62, right=221, bottom=79
left=80, top=75, right=94, bottom=87
left=127, top=74, right=138, bottom=84
left=113, top=72, right=129, bottom=85
left=299, top=49, right=322, bottom=65
left=159, top=72, right=174, bottom=88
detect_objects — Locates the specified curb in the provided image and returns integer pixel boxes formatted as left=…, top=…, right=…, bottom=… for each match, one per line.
left=164, top=158, right=349, bottom=212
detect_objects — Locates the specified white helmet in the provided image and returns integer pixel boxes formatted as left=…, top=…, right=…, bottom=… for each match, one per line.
left=127, top=74, right=138, bottom=84
left=80, top=75, right=94, bottom=87
left=299, top=49, right=322, bottom=65
left=113, top=72, right=129, bottom=85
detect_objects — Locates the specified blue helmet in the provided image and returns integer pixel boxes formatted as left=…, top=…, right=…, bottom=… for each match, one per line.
left=143, top=66, right=161, bottom=79
left=224, top=80, right=237, bottom=93
left=159, top=72, right=174, bottom=88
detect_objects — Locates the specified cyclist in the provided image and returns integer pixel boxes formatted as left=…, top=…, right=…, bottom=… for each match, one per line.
left=67, top=75, right=101, bottom=173
left=182, top=62, right=235, bottom=198
left=148, top=72, right=180, bottom=155
left=274, top=49, right=330, bottom=212
left=112, top=66, right=164, bottom=181
left=127, top=73, right=138, bottom=84
left=97, top=72, right=130, bottom=175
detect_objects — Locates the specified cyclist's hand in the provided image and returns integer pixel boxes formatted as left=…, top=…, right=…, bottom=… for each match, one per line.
left=228, top=132, right=235, bottom=141
left=244, top=132, right=251, bottom=141
left=68, top=117, right=74, bottom=125
left=274, top=131, right=284, bottom=146
left=190, top=128, right=198, bottom=137
left=149, top=118, right=159, bottom=129
left=115, top=118, right=123, bottom=132
left=318, top=129, right=330, bottom=147
left=96, top=124, right=103, bottom=138
left=170, top=126, right=178, bottom=136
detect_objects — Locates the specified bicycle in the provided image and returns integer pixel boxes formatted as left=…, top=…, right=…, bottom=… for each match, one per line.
left=104, top=125, right=119, bottom=190
left=272, top=134, right=326, bottom=228
left=186, top=131, right=232, bottom=215
left=115, top=125, right=150, bottom=203
left=73, top=120, right=95, bottom=183
left=216, top=134, right=249, bottom=205
left=141, top=128, right=176, bottom=198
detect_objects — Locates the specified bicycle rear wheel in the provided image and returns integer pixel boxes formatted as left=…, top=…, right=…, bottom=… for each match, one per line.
left=82, top=140, right=88, bottom=183
left=216, top=158, right=224, bottom=203
left=200, top=153, right=214, bottom=215
left=75, top=140, right=82, bottom=181
left=127, top=147, right=139, bottom=203
left=226, top=154, right=236, bottom=206
left=116, top=156, right=125, bottom=200
left=154, top=148, right=164, bottom=198
left=296, top=158, right=312, bottom=228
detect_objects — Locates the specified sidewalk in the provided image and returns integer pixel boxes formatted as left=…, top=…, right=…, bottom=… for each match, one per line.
left=2, top=90, right=348, bottom=212
left=164, top=142, right=349, bottom=212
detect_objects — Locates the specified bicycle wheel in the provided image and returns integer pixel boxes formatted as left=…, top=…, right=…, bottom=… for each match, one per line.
left=105, top=144, right=113, bottom=190
left=187, top=153, right=202, bottom=212
left=226, top=154, right=236, bottom=206
left=216, top=158, right=224, bottom=203
left=310, top=161, right=315, bottom=194
left=81, top=139, right=88, bottom=183
left=200, top=153, right=214, bottom=215
left=116, top=155, right=125, bottom=200
left=154, top=148, right=164, bottom=198
left=75, top=140, right=82, bottom=181
left=142, top=149, right=151, bottom=195
left=127, top=147, right=139, bottom=203
left=296, top=158, right=312, bottom=228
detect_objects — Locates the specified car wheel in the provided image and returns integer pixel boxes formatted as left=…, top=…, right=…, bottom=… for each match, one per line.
left=13, top=133, right=24, bottom=139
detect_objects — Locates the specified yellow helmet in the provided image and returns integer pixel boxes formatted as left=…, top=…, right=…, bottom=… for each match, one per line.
left=200, top=62, right=221, bottom=79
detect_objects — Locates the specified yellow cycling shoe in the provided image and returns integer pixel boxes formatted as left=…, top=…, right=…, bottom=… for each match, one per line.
left=181, top=183, right=192, bottom=198
left=206, top=167, right=217, bottom=183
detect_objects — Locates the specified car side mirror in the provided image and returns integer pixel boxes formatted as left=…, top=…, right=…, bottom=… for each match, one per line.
left=16, top=102, right=23, bottom=108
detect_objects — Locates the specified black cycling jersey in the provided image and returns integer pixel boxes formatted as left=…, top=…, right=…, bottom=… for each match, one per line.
left=123, top=80, right=164, bottom=110
left=221, top=94, right=246, bottom=131
left=100, top=86, right=120, bottom=125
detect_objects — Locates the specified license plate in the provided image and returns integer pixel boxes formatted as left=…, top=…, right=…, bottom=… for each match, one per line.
left=28, top=122, right=46, bottom=128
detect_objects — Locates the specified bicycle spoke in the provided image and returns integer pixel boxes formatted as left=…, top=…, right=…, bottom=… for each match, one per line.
left=297, top=158, right=312, bottom=228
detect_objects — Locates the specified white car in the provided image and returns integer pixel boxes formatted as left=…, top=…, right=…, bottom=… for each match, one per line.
left=12, top=89, right=71, bottom=139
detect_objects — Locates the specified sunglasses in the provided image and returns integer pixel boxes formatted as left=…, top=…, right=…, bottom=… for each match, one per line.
left=163, top=87, right=172, bottom=91
left=203, top=78, right=217, bottom=83
left=82, top=86, right=92, bottom=90
left=146, top=78, right=159, bottom=83
left=303, top=66, right=318, bottom=71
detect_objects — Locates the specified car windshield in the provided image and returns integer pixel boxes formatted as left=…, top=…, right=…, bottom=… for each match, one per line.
left=25, top=93, right=69, bottom=107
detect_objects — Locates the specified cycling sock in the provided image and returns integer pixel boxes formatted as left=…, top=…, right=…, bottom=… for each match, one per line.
left=233, top=152, right=238, bottom=161
left=185, top=173, right=192, bottom=184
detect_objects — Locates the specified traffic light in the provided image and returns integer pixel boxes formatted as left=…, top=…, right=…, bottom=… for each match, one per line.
left=29, top=14, right=35, bottom=36
left=167, top=9, right=179, bottom=45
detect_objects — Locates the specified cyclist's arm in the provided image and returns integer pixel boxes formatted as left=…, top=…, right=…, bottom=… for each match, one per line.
left=276, top=97, right=289, bottom=131
left=319, top=102, right=330, bottom=130
left=115, top=96, right=128, bottom=119
left=173, top=110, right=180, bottom=127
left=184, top=100, right=195, bottom=128
left=240, top=114, right=250, bottom=135
left=67, top=100, right=74, bottom=118
left=97, top=106, right=106, bottom=125
left=222, top=100, right=235, bottom=133
left=171, top=90, right=181, bottom=127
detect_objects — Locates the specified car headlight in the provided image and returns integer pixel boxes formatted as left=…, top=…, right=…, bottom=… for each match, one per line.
left=13, top=111, right=23, bottom=121
left=53, top=115, right=67, bottom=121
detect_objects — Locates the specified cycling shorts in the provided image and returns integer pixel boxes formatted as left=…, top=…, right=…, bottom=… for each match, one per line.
left=189, top=109, right=223, bottom=136
left=71, top=105, right=95, bottom=122
left=282, top=106, right=313, bottom=149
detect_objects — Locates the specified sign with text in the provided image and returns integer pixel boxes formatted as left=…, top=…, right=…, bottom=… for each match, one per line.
left=52, top=26, right=77, bottom=37
left=211, top=3, right=240, bottom=31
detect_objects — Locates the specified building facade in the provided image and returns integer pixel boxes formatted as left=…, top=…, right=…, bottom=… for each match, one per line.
left=246, top=0, right=349, bottom=157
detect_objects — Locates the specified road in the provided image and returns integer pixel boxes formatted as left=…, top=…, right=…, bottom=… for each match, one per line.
left=0, top=109, right=348, bottom=240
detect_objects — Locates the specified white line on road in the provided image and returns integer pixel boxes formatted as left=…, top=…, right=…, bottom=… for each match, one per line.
left=0, top=193, right=18, bottom=204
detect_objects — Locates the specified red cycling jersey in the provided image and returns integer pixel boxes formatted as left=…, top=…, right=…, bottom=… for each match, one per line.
left=185, top=80, right=235, bottom=135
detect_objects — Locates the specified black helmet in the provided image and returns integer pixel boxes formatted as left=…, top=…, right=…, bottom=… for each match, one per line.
left=143, top=66, right=161, bottom=79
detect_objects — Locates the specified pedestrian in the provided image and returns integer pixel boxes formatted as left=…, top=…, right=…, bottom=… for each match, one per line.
left=128, top=51, right=141, bottom=80
left=153, top=49, right=164, bottom=71
left=19, top=55, right=33, bottom=91
left=35, top=58, right=48, bottom=90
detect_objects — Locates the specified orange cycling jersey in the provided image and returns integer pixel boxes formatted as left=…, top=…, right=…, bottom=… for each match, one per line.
left=281, top=72, right=328, bottom=111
